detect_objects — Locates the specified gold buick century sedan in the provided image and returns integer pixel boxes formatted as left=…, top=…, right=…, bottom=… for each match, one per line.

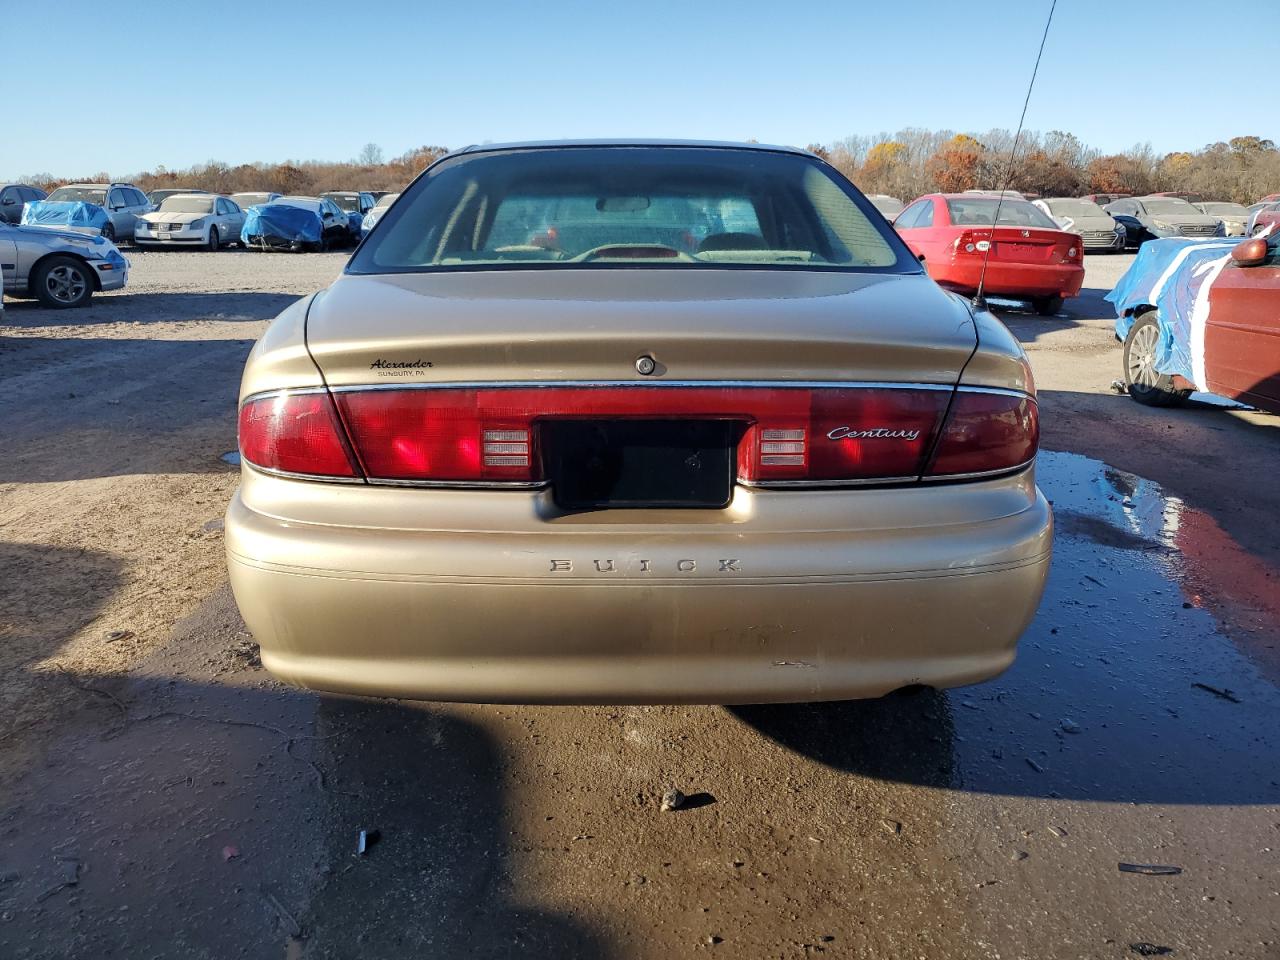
left=226, top=140, right=1052, bottom=704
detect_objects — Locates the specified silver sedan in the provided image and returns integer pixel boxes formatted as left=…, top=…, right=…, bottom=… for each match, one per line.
left=0, top=221, right=129, bottom=309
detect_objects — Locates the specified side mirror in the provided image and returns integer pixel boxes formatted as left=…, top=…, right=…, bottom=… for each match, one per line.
left=1231, top=237, right=1268, bottom=266
left=916, top=252, right=926, bottom=263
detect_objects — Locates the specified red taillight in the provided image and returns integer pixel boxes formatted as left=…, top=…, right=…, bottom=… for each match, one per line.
left=238, top=385, right=1037, bottom=486
left=238, top=392, right=359, bottom=478
left=926, top=391, right=1039, bottom=477
left=740, top=388, right=950, bottom=482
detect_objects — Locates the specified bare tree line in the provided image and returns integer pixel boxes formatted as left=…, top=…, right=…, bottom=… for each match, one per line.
left=15, top=133, right=1279, bottom=204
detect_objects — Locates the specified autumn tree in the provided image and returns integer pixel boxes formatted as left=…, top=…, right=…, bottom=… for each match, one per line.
left=926, top=134, right=983, bottom=192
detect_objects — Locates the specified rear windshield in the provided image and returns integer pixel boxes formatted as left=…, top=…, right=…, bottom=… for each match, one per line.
left=48, top=187, right=107, bottom=205
left=159, top=197, right=214, bottom=213
left=946, top=198, right=1061, bottom=229
left=324, top=193, right=360, bottom=212
left=350, top=147, right=913, bottom=274
left=1142, top=198, right=1197, bottom=215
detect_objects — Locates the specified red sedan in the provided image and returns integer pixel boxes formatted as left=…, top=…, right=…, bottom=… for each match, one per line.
left=893, top=194, right=1085, bottom=315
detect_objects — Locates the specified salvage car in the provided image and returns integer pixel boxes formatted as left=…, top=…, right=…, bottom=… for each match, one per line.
left=867, top=194, right=904, bottom=220
left=225, top=140, right=1052, bottom=705
left=360, top=192, right=398, bottom=236
left=1196, top=201, right=1250, bottom=237
left=0, top=183, right=47, bottom=224
left=1247, top=202, right=1280, bottom=235
left=242, top=196, right=349, bottom=251
left=0, top=220, right=128, bottom=308
left=1111, top=234, right=1280, bottom=413
left=135, top=194, right=245, bottom=250
left=230, top=191, right=282, bottom=210
left=45, top=182, right=150, bottom=243
left=320, top=191, right=376, bottom=239
left=147, top=187, right=209, bottom=207
left=894, top=193, right=1084, bottom=314
left=1104, top=196, right=1223, bottom=245
left=1033, top=197, right=1125, bottom=251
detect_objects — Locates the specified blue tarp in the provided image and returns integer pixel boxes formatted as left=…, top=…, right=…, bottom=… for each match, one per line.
left=1107, top=237, right=1241, bottom=388
left=241, top=203, right=322, bottom=245
left=20, top=200, right=110, bottom=233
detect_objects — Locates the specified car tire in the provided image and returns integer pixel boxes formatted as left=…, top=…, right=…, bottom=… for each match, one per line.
left=207, top=227, right=221, bottom=252
left=1032, top=296, right=1063, bottom=316
left=1123, top=312, right=1191, bottom=407
left=102, top=223, right=116, bottom=243
left=32, top=256, right=94, bottom=309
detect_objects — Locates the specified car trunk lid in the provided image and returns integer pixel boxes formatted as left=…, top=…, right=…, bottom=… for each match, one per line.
left=304, top=269, right=978, bottom=386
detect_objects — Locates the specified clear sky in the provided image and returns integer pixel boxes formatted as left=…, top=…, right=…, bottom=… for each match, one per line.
left=3, top=0, right=1276, bottom=179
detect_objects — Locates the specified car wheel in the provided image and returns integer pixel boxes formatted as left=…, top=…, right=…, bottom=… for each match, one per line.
left=1123, top=312, right=1191, bottom=407
left=207, top=227, right=221, bottom=252
left=318, top=234, right=330, bottom=253
left=33, top=256, right=94, bottom=309
left=1032, top=296, right=1063, bottom=316
left=102, top=223, right=116, bottom=243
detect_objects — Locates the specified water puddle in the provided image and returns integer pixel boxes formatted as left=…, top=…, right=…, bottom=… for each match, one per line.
left=947, top=449, right=1280, bottom=803
left=739, top=450, right=1280, bottom=805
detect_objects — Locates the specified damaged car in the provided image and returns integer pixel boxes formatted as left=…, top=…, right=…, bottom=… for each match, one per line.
left=0, top=219, right=128, bottom=308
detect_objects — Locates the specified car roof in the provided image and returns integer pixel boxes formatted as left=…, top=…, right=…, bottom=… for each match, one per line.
left=158, top=193, right=215, bottom=201
left=453, top=138, right=812, bottom=157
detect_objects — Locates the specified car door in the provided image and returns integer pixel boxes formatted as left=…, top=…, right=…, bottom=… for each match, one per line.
left=0, top=187, right=22, bottom=224
left=0, top=225, right=18, bottom=290
left=106, top=188, right=131, bottom=237
left=220, top=198, right=245, bottom=238
left=1203, top=240, right=1280, bottom=409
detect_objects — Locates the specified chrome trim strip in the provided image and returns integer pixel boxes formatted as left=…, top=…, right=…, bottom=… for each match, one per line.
left=366, top=478, right=549, bottom=490
left=321, top=379, right=960, bottom=394
left=238, top=386, right=330, bottom=408
left=741, top=476, right=920, bottom=489
left=955, top=385, right=1038, bottom=402
left=244, top=461, right=367, bottom=485
left=919, top=457, right=1037, bottom=483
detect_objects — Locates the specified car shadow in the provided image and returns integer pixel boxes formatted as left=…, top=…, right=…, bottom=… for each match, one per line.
left=0, top=585, right=615, bottom=960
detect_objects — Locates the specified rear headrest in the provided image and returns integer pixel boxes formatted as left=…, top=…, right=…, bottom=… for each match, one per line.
left=697, top=232, right=768, bottom=253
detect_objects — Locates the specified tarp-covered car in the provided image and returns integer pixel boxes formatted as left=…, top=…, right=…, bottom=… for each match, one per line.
left=241, top=202, right=325, bottom=252
left=20, top=200, right=111, bottom=238
left=0, top=220, right=128, bottom=308
left=1109, top=229, right=1280, bottom=413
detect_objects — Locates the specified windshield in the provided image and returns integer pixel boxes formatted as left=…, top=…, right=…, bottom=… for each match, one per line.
left=325, top=194, right=360, bottom=212
left=1043, top=199, right=1106, bottom=218
left=1201, top=203, right=1246, bottom=215
left=945, top=198, right=1061, bottom=229
left=159, top=197, right=214, bottom=214
left=48, top=187, right=107, bottom=205
left=1142, top=198, right=1196, bottom=215
left=351, top=147, right=909, bottom=273
left=372, top=193, right=398, bottom=210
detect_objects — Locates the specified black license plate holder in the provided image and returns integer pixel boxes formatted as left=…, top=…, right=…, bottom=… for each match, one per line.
left=543, top=419, right=736, bottom=509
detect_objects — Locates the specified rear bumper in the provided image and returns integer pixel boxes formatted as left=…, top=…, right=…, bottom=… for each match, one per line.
left=225, top=471, right=1053, bottom=704
left=931, top=259, right=1084, bottom=299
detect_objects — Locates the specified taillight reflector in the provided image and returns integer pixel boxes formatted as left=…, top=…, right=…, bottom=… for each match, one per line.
left=238, top=392, right=359, bottom=478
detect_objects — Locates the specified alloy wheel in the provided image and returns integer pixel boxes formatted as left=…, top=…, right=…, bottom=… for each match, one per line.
left=45, top=264, right=88, bottom=305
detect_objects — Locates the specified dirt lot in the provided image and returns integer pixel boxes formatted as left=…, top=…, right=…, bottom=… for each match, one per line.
left=2, top=249, right=1278, bottom=959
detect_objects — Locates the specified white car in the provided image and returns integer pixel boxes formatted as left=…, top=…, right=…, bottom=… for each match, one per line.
left=134, top=194, right=245, bottom=251
left=360, top=192, right=399, bottom=236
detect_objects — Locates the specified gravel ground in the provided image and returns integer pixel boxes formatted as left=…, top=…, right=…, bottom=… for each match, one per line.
left=1, top=250, right=1278, bottom=959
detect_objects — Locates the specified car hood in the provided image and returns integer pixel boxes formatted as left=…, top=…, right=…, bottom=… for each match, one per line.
left=1060, top=214, right=1117, bottom=231
left=16, top=223, right=106, bottom=242
left=140, top=211, right=209, bottom=224
left=303, top=269, right=979, bottom=388
left=1143, top=212, right=1218, bottom=226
